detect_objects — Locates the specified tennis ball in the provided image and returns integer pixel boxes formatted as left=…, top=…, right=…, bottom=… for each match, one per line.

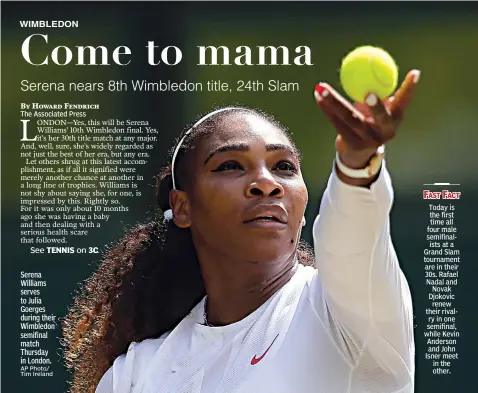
left=340, top=46, right=398, bottom=103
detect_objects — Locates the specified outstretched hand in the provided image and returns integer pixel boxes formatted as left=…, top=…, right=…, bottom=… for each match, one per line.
left=314, top=69, right=421, bottom=171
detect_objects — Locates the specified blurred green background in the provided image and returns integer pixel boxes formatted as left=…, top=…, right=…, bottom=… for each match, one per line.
left=2, top=2, right=478, bottom=392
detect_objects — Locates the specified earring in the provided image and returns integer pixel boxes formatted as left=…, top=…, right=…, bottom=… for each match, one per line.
left=163, top=209, right=173, bottom=222
left=301, top=216, right=306, bottom=227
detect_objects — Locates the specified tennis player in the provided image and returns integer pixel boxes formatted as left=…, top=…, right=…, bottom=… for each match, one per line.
left=63, top=70, right=420, bottom=393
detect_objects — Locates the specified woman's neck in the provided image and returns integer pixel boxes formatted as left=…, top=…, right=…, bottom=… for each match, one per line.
left=198, top=253, right=298, bottom=326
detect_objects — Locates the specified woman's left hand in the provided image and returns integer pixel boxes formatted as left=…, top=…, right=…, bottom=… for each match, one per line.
left=314, top=69, right=421, bottom=170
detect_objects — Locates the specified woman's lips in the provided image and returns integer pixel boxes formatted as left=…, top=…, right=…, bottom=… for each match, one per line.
left=243, top=205, right=288, bottom=225
left=243, top=216, right=288, bottom=230
left=243, top=204, right=289, bottom=230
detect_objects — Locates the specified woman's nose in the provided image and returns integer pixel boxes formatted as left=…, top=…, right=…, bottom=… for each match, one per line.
left=245, top=169, right=284, bottom=198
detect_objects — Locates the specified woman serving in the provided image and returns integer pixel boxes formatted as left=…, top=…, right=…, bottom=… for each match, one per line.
left=63, top=70, right=420, bottom=393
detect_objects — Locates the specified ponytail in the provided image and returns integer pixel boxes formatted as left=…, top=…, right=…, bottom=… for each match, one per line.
left=62, top=167, right=204, bottom=393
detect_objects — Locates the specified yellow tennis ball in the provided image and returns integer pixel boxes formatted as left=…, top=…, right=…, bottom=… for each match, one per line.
left=340, top=46, right=398, bottom=103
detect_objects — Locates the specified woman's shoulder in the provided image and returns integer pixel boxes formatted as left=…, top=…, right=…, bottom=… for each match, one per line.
left=294, top=264, right=324, bottom=306
left=296, top=263, right=318, bottom=284
left=130, top=333, right=171, bottom=359
left=96, top=333, right=170, bottom=393
left=120, top=332, right=171, bottom=373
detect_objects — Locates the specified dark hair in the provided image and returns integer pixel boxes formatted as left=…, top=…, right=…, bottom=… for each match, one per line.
left=61, top=107, right=314, bottom=393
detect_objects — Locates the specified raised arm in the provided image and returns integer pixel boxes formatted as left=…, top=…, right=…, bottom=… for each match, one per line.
left=313, top=162, right=414, bottom=390
left=309, top=71, right=420, bottom=392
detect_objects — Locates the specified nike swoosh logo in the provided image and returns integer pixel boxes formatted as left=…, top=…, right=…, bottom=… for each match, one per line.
left=250, top=334, right=279, bottom=365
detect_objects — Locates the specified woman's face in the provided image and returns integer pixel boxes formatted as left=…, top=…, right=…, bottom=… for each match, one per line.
left=182, top=113, right=308, bottom=263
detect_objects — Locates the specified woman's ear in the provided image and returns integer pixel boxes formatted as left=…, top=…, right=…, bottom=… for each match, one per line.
left=169, top=190, right=192, bottom=228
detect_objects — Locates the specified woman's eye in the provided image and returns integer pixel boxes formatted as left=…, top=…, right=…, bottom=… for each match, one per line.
left=274, top=161, right=297, bottom=173
left=212, top=161, right=243, bottom=172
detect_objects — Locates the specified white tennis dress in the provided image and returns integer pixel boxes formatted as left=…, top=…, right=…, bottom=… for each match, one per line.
left=96, top=162, right=415, bottom=393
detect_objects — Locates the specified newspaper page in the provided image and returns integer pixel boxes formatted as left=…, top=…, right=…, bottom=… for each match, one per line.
left=1, top=2, right=477, bottom=393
